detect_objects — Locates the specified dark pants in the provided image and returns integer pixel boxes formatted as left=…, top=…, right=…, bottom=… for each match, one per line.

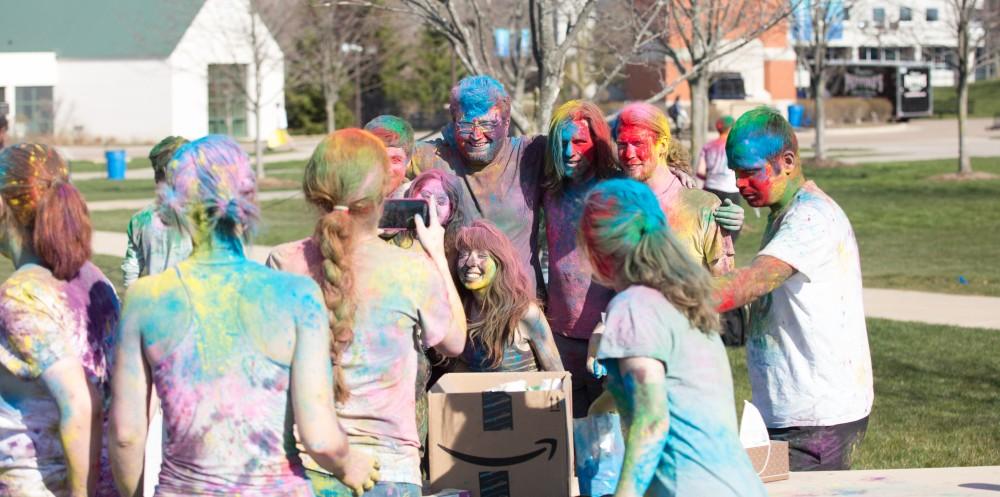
left=554, top=333, right=604, bottom=418
left=705, top=188, right=743, bottom=240
left=768, top=416, right=870, bottom=471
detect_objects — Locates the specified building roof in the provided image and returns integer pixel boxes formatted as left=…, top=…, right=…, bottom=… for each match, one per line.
left=0, top=0, right=206, bottom=59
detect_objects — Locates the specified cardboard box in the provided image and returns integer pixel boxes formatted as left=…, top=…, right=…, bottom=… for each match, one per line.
left=427, top=372, right=574, bottom=497
left=746, top=440, right=790, bottom=483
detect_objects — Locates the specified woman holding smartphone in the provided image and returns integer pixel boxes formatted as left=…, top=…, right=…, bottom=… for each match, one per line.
left=267, top=129, right=467, bottom=497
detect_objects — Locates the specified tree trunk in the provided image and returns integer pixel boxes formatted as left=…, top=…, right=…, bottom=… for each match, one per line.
left=813, top=74, right=826, bottom=162
left=254, top=102, right=265, bottom=179
left=957, top=74, right=971, bottom=174
left=688, top=75, right=710, bottom=165
left=957, top=16, right=972, bottom=175
left=325, top=84, right=338, bottom=133
left=534, top=70, right=562, bottom=136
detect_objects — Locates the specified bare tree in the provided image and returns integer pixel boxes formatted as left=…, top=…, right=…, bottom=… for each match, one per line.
left=285, top=0, right=380, bottom=132
left=790, top=0, right=853, bottom=163
left=947, top=0, right=998, bottom=175
left=344, top=0, right=794, bottom=143
left=343, top=0, right=599, bottom=134
left=623, top=0, right=799, bottom=161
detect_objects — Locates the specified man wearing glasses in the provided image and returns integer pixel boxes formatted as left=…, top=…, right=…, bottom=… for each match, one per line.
left=410, top=75, right=547, bottom=294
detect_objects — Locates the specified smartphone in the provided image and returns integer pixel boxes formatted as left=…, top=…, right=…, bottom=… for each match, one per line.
left=379, top=199, right=431, bottom=230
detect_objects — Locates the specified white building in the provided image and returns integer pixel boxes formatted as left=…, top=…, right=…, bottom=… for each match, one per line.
left=0, top=0, right=285, bottom=143
left=792, top=0, right=989, bottom=89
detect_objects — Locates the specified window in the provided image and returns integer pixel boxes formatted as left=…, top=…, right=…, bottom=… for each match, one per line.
left=899, top=47, right=916, bottom=61
left=843, top=7, right=851, bottom=19
left=859, top=46, right=881, bottom=60
left=926, top=8, right=939, bottom=21
left=709, top=73, right=746, bottom=100
left=15, top=86, right=54, bottom=136
left=827, top=47, right=852, bottom=60
left=873, top=7, right=886, bottom=24
left=899, top=7, right=912, bottom=21
left=207, top=64, right=248, bottom=137
left=883, top=47, right=898, bottom=61
left=922, top=46, right=956, bottom=67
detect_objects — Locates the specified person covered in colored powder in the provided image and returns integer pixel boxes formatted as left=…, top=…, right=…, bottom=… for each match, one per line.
left=389, top=168, right=473, bottom=267
left=267, top=129, right=467, bottom=497
left=0, top=144, right=120, bottom=496
left=409, top=75, right=548, bottom=294
left=698, top=115, right=742, bottom=238
left=454, top=220, right=563, bottom=373
left=0, top=115, right=8, bottom=150
left=386, top=168, right=472, bottom=467
left=121, top=136, right=193, bottom=288
left=541, top=100, right=619, bottom=417
left=580, top=178, right=767, bottom=497
left=715, top=107, right=873, bottom=471
left=613, top=102, right=740, bottom=276
left=365, top=115, right=416, bottom=199
left=109, top=136, right=377, bottom=496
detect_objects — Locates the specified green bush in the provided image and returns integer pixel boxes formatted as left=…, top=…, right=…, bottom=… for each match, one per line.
left=797, top=97, right=894, bottom=126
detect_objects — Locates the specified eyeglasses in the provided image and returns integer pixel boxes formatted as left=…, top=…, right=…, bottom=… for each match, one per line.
left=455, top=119, right=501, bottom=134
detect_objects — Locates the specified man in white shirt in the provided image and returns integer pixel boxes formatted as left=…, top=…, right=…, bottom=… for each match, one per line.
left=713, top=106, right=873, bottom=471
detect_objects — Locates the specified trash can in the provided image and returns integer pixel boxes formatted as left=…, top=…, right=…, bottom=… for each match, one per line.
left=787, top=104, right=804, bottom=128
left=106, top=150, right=126, bottom=180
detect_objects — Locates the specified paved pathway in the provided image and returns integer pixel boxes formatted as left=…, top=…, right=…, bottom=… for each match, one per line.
left=794, top=117, right=1000, bottom=164
left=863, top=288, right=1000, bottom=330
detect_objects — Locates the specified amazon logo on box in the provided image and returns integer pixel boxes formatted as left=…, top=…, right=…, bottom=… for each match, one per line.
left=428, top=372, right=574, bottom=497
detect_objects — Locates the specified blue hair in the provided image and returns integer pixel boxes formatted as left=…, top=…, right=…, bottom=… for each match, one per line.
left=725, top=106, right=798, bottom=171
left=450, top=75, right=511, bottom=119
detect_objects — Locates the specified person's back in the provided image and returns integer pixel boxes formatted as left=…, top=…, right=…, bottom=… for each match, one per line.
left=701, top=136, right=737, bottom=194
left=128, top=258, right=316, bottom=496
left=268, top=235, right=453, bottom=487
left=0, top=262, right=119, bottom=496
left=599, top=286, right=765, bottom=497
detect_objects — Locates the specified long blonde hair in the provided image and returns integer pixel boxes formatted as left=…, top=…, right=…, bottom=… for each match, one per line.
left=303, top=129, right=388, bottom=402
left=579, top=179, right=719, bottom=333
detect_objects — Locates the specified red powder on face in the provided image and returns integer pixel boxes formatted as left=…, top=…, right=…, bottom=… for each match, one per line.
left=616, top=125, right=660, bottom=182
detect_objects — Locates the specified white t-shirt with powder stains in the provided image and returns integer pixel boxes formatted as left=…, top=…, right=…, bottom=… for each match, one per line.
left=749, top=181, right=873, bottom=428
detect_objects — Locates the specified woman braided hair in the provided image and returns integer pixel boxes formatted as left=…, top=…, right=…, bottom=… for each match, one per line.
left=303, top=129, right=388, bottom=402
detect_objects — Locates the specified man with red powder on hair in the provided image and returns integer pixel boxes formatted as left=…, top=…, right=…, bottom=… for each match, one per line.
left=612, top=102, right=738, bottom=276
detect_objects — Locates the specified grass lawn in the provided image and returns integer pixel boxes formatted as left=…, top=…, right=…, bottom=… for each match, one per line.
left=933, top=79, right=1000, bottom=118
left=68, top=158, right=151, bottom=174
left=728, top=318, right=1000, bottom=469
left=73, top=174, right=303, bottom=203
left=734, top=156, right=1000, bottom=296
left=90, top=198, right=318, bottom=248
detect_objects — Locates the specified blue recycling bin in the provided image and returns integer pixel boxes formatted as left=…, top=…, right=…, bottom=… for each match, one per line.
left=106, top=150, right=126, bottom=180
left=787, top=104, right=804, bottom=128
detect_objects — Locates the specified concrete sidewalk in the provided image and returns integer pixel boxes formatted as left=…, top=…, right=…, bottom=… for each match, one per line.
left=863, top=288, right=1000, bottom=330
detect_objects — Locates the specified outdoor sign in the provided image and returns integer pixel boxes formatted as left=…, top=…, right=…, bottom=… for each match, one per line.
left=898, top=66, right=932, bottom=117
left=827, top=63, right=933, bottom=119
